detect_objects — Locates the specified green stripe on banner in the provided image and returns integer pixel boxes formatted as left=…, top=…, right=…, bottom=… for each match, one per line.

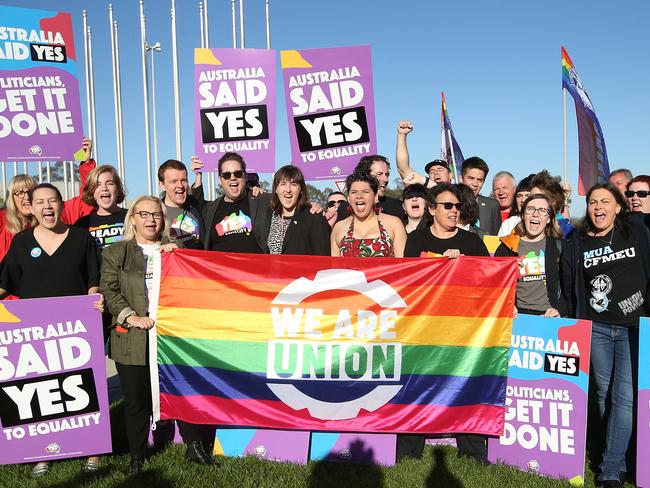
left=158, top=336, right=508, bottom=378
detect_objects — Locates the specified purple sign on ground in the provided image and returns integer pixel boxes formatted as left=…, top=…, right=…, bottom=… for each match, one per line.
left=215, top=428, right=310, bottom=464
left=0, top=296, right=111, bottom=464
left=310, top=432, right=396, bottom=466
left=0, top=6, right=84, bottom=161
left=194, top=48, right=276, bottom=173
left=488, top=315, right=592, bottom=486
left=637, top=317, right=650, bottom=488
left=281, top=45, right=377, bottom=180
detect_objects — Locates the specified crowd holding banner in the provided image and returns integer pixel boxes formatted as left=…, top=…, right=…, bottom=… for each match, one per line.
left=2, top=5, right=650, bottom=488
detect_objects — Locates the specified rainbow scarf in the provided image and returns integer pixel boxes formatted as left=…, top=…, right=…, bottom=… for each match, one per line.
left=151, top=250, right=518, bottom=435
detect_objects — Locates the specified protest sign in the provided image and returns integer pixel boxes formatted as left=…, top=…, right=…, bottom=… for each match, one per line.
left=215, top=428, right=310, bottom=464
left=0, top=296, right=111, bottom=464
left=151, top=250, right=518, bottom=435
left=0, top=6, right=84, bottom=161
left=194, top=48, right=276, bottom=173
left=637, top=317, right=650, bottom=488
left=281, top=46, right=377, bottom=180
left=310, top=432, right=396, bottom=465
left=488, top=314, right=592, bottom=486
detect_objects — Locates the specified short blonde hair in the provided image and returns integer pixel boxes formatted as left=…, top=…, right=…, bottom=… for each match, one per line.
left=82, top=165, right=126, bottom=206
left=4, top=175, right=37, bottom=235
left=123, top=196, right=169, bottom=242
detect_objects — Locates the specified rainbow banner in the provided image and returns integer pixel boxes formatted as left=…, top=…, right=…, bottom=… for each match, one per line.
left=150, top=250, right=518, bottom=435
left=561, top=46, right=610, bottom=195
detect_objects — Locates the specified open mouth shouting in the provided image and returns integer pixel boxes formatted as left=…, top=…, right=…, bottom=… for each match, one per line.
left=41, top=208, right=56, bottom=225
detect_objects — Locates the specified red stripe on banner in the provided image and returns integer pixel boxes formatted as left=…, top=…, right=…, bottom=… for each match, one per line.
left=159, top=393, right=504, bottom=436
left=161, top=249, right=518, bottom=290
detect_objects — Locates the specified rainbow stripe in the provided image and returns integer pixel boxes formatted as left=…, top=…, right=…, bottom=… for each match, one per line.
left=154, top=250, right=518, bottom=435
left=561, top=46, right=574, bottom=89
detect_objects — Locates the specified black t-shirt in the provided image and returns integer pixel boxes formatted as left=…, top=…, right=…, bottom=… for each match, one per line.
left=166, top=204, right=203, bottom=250
left=404, top=227, right=489, bottom=257
left=209, top=198, right=262, bottom=253
left=0, top=226, right=100, bottom=299
left=582, top=229, right=646, bottom=324
left=74, top=209, right=127, bottom=249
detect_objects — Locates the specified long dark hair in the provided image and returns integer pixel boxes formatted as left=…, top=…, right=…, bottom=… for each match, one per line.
left=582, top=182, right=630, bottom=237
left=454, top=183, right=478, bottom=226
left=270, top=165, right=310, bottom=214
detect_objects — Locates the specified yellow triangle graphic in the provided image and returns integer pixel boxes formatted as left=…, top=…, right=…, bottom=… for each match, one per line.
left=194, top=48, right=222, bottom=65
left=280, top=50, right=312, bottom=69
left=0, top=303, right=21, bottom=323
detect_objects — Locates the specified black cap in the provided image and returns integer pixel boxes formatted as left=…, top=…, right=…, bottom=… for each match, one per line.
left=424, top=159, right=450, bottom=174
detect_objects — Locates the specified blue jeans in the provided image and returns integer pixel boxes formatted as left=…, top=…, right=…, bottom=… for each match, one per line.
left=590, top=322, right=638, bottom=481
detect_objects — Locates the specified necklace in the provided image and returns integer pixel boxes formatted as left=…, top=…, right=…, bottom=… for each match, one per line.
left=594, top=227, right=614, bottom=245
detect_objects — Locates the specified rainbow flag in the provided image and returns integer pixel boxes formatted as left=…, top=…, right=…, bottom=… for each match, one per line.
left=440, top=91, right=465, bottom=183
left=561, top=46, right=610, bottom=195
left=151, top=250, right=518, bottom=435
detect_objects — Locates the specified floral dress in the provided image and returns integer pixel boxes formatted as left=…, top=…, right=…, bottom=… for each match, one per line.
left=338, top=217, right=394, bottom=257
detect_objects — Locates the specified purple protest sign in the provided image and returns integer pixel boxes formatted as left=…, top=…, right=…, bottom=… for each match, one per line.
left=637, top=317, right=650, bottom=488
left=0, top=6, right=84, bottom=161
left=281, top=46, right=377, bottom=180
left=488, top=315, right=592, bottom=485
left=0, top=295, right=111, bottom=464
left=194, top=48, right=276, bottom=173
left=215, top=428, right=310, bottom=464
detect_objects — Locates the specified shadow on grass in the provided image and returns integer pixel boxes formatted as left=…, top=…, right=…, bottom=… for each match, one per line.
left=425, top=447, right=463, bottom=488
left=308, top=439, right=384, bottom=488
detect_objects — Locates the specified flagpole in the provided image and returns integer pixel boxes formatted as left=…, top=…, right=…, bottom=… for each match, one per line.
left=231, top=0, right=237, bottom=48
left=239, top=0, right=245, bottom=48
left=108, top=5, right=123, bottom=178
left=171, top=0, right=182, bottom=160
left=82, top=11, right=92, bottom=157
left=88, top=27, right=98, bottom=161
left=114, top=19, right=126, bottom=180
left=563, top=88, right=568, bottom=185
left=140, top=0, right=153, bottom=195
left=265, top=0, right=270, bottom=49
left=199, top=1, right=214, bottom=200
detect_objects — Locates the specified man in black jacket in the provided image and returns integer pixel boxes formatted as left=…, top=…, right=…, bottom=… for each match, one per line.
left=461, top=157, right=501, bottom=235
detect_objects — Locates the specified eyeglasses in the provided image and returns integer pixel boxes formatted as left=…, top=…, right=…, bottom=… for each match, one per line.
left=524, top=206, right=550, bottom=216
left=326, top=200, right=346, bottom=208
left=625, top=190, right=649, bottom=198
left=135, top=211, right=163, bottom=220
left=433, top=202, right=461, bottom=210
left=13, top=190, right=29, bottom=198
left=220, top=170, right=245, bottom=180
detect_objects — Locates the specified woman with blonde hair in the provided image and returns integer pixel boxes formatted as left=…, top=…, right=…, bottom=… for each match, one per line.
left=0, top=174, right=37, bottom=261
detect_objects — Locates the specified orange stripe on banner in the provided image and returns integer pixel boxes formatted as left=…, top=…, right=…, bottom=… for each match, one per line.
left=159, top=276, right=515, bottom=319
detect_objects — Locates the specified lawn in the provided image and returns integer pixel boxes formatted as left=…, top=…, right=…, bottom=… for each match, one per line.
left=0, top=403, right=637, bottom=488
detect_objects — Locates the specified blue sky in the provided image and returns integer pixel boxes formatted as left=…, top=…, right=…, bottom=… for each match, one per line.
left=7, top=0, right=650, bottom=215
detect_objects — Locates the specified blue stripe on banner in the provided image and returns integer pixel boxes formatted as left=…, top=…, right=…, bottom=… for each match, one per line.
left=158, top=364, right=506, bottom=407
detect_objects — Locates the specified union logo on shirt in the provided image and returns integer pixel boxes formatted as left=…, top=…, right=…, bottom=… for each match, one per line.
left=216, top=211, right=252, bottom=237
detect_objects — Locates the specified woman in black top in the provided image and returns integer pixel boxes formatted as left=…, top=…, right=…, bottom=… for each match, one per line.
left=561, top=183, right=650, bottom=486
left=0, top=183, right=102, bottom=477
left=74, top=165, right=128, bottom=249
left=405, top=183, right=489, bottom=258
left=402, top=183, right=489, bottom=464
left=495, top=194, right=567, bottom=317
left=264, top=165, right=330, bottom=256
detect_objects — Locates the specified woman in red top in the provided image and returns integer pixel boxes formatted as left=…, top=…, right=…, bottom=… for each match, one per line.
left=331, top=171, right=406, bottom=257
left=0, top=174, right=37, bottom=262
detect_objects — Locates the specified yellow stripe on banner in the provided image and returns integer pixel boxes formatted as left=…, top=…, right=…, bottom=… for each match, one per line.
left=156, top=306, right=511, bottom=348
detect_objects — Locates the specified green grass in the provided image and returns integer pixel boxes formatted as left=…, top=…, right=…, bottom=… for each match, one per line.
left=0, top=402, right=637, bottom=488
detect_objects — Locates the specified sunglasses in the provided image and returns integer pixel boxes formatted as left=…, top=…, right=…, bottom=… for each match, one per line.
left=625, top=190, right=649, bottom=198
left=220, top=170, right=245, bottom=180
left=433, top=202, right=461, bottom=210
left=326, top=200, right=347, bottom=208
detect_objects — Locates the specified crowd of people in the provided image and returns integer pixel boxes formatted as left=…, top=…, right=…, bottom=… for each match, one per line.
left=1, top=129, right=649, bottom=487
